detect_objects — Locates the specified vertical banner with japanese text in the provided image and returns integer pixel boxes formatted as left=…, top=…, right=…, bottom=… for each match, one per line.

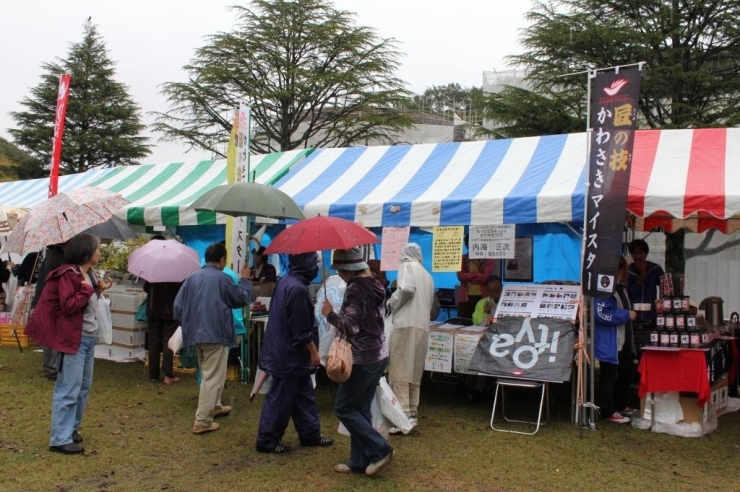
left=227, top=104, right=251, bottom=273
left=582, top=67, right=642, bottom=298
left=48, top=74, right=71, bottom=198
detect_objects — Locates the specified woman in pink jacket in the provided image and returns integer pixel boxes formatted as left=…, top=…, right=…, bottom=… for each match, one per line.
left=26, top=233, right=103, bottom=455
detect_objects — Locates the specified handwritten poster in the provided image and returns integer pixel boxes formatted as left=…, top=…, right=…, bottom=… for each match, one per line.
left=425, top=331, right=454, bottom=373
left=469, top=225, right=515, bottom=259
left=432, top=226, right=464, bottom=272
left=380, top=226, right=410, bottom=271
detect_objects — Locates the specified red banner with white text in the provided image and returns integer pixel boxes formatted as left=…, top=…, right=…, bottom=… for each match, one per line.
left=49, top=74, right=71, bottom=198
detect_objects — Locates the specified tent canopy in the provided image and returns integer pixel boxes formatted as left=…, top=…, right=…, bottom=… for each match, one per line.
left=629, top=128, right=740, bottom=233
left=273, top=128, right=740, bottom=232
left=0, top=149, right=312, bottom=228
left=274, top=135, right=588, bottom=227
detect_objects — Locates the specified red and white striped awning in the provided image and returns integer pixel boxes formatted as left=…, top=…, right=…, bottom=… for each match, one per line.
left=628, top=128, right=740, bottom=233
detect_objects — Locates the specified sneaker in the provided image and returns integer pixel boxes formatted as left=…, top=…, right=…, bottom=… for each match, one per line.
left=365, top=449, right=395, bottom=476
left=164, top=376, right=180, bottom=385
left=192, top=422, right=220, bottom=434
left=620, top=406, right=636, bottom=416
left=334, top=464, right=358, bottom=473
left=607, top=412, right=630, bottom=424
left=256, top=442, right=292, bottom=454
left=408, top=416, right=418, bottom=430
left=213, top=405, right=232, bottom=418
left=72, top=431, right=83, bottom=443
left=389, top=426, right=402, bottom=435
left=49, top=443, right=84, bottom=454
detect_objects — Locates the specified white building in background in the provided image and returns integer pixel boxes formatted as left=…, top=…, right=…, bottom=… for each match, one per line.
left=481, top=68, right=530, bottom=131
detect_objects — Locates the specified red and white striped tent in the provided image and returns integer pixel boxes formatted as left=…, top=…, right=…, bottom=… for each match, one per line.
left=629, top=128, right=740, bottom=233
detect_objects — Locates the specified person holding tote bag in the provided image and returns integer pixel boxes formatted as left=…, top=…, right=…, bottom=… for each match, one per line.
left=321, top=247, right=394, bottom=476
left=26, top=233, right=106, bottom=455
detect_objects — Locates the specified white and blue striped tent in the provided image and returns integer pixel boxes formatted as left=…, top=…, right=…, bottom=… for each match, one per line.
left=0, top=168, right=114, bottom=208
left=274, top=134, right=588, bottom=227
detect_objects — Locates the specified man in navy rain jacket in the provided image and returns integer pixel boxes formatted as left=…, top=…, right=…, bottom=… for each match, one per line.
left=256, top=252, right=334, bottom=453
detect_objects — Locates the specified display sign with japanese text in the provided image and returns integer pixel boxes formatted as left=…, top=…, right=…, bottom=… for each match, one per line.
left=424, top=329, right=455, bottom=373
left=469, top=225, right=515, bottom=259
left=582, top=67, right=642, bottom=298
left=431, top=226, right=464, bottom=272
left=494, top=284, right=581, bottom=321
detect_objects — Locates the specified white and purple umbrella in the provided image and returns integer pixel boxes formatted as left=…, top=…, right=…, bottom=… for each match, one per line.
left=127, top=239, right=200, bottom=283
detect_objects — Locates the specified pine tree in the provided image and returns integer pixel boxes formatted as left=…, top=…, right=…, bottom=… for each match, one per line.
left=9, top=20, right=150, bottom=176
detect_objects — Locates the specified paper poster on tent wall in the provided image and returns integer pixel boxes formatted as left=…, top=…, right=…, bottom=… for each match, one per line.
left=431, top=226, right=464, bottom=272
left=380, top=226, right=410, bottom=271
left=469, top=225, right=515, bottom=259
left=503, top=237, right=533, bottom=282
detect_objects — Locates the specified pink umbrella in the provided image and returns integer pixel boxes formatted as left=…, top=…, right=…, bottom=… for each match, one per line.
left=127, top=239, right=201, bottom=283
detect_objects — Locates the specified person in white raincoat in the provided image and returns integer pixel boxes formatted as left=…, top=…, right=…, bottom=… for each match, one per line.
left=387, top=243, right=435, bottom=431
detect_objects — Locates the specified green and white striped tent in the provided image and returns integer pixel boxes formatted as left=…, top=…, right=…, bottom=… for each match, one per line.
left=88, top=149, right=313, bottom=227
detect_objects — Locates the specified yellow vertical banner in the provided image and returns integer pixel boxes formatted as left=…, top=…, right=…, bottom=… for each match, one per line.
left=228, top=105, right=251, bottom=273
left=224, top=111, right=240, bottom=267
left=432, top=226, right=464, bottom=272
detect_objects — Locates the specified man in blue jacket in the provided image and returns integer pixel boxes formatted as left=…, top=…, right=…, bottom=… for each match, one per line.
left=256, top=252, right=334, bottom=453
left=174, top=243, right=252, bottom=435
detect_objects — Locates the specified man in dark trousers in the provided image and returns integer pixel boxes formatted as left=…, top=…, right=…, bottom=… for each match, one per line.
left=33, top=244, right=66, bottom=380
left=256, top=252, right=334, bottom=454
left=144, top=279, right=182, bottom=384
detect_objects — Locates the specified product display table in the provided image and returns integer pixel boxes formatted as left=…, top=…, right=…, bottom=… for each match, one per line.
left=638, top=338, right=734, bottom=407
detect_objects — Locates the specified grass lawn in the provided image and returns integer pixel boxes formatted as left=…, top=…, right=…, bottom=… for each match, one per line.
left=1, top=345, right=739, bottom=491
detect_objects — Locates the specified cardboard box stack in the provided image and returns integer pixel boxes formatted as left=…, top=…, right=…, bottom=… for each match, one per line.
left=96, top=284, right=147, bottom=362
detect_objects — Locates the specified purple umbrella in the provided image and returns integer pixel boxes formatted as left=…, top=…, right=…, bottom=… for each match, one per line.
left=127, top=239, right=200, bottom=283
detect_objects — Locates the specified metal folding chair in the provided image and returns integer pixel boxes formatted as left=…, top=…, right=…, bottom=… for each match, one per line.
left=490, top=378, right=549, bottom=435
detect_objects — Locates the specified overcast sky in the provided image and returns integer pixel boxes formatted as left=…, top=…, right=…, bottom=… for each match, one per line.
left=1, top=0, right=532, bottom=164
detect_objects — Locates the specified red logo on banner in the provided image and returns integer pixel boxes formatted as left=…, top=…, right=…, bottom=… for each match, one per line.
left=603, top=78, right=628, bottom=96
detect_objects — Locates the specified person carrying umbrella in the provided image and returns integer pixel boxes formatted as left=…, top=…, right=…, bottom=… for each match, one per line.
left=173, top=243, right=253, bottom=435
left=320, top=248, right=394, bottom=476
left=25, top=233, right=108, bottom=455
left=255, top=252, right=334, bottom=454
left=143, top=236, right=182, bottom=385
left=387, top=243, right=436, bottom=433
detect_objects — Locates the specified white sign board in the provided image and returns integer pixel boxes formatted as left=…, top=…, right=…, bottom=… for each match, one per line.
left=469, top=225, right=516, bottom=259
left=495, top=284, right=581, bottom=321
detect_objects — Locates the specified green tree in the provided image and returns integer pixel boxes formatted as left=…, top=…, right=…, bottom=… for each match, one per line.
left=408, top=83, right=487, bottom=125
left=153, top=0, right=413, bottom=155
left=9, top=20, right=150, bottom=175
left=0, top=137, right=43, bottom=181
left=483, top=0, right=740, bottom=137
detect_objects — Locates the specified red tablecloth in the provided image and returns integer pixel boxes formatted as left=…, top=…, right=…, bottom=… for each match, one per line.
left=637, top=349, right=710, bottom=407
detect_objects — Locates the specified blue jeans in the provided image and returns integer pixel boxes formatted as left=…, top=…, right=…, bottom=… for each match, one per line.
left=50, top=336, right=95, bottom=446
left=334, top=357, right=392, bottom=471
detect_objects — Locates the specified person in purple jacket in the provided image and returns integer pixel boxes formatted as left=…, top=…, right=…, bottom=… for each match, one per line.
left=595, top=257, right=637, bottom=424
left=321, top=247, right=394, bottom=476
left=256, top=252, right=334, bottom=454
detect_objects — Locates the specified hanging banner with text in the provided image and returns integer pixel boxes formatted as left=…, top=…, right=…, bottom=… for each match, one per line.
left=227, top=104, right=251, bottom=273
left=468, top=316, right=576, bottom=383
left=48, top=74, right=71, bottom=198
left=582, top=67, right=642, bottom=298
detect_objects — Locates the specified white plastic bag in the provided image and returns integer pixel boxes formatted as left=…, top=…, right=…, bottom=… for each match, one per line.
left=168, top=326, right=183, bottom=353
left=377, top=376, right=412, bottom=434
left=315, top=275, right=346, bottom=366
left=338, top=389, right=391, bottom=440
left=95, top=296, right=113, bottom=345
